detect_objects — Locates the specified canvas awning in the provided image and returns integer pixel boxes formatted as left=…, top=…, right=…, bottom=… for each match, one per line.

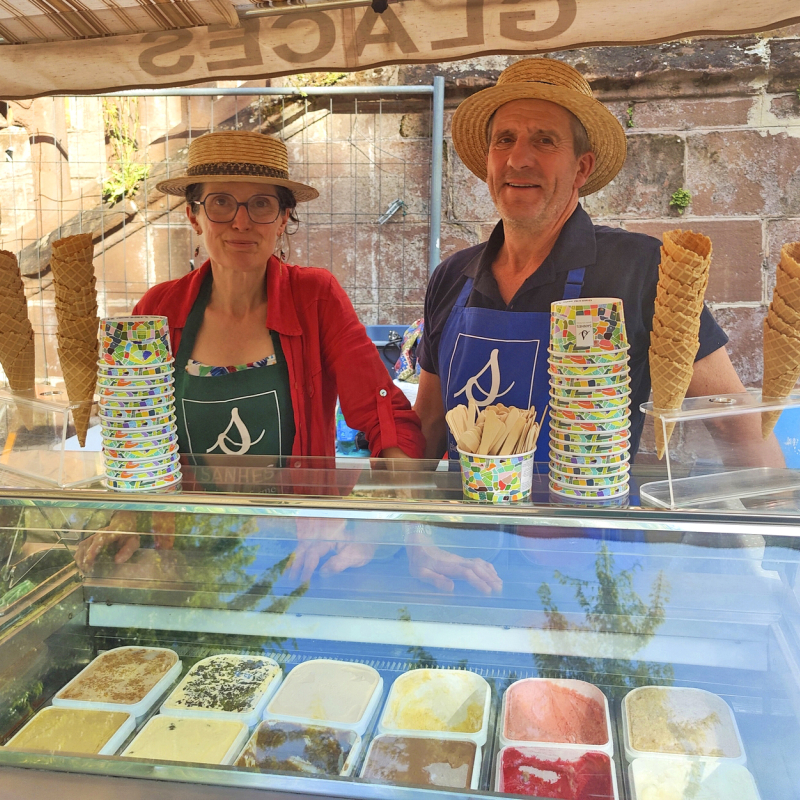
left=1, top=0, right=798, bottom=99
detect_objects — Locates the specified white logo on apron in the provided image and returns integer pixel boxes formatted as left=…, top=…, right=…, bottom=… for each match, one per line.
left=206, top=407, right=265, bottom=455
left=453, top=348, right=515, bottom=407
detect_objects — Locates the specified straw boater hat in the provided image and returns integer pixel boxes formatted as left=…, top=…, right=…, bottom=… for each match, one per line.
left=451, top=58, right=627, bottom=197
left=156, top=130, right=319, bottom=202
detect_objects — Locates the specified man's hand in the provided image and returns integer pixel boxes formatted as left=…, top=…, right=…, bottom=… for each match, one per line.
left=405, top=527, right=503, bottom=595
left=75, top=529, right=141, bottom=573
left=288, top=519, right=377, bottom=584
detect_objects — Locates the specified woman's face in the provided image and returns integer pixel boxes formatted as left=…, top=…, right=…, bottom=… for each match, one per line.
left=186, top=181, right=291, bottom=273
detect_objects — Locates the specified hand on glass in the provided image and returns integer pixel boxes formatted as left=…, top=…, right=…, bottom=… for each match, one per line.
left=75, top=528, right=141, bottom=572
left=288, top=518, right=377, bottom=584
left=405, top=528, right=503, bottom=595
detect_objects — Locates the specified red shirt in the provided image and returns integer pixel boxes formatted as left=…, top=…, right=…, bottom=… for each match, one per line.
left=133, top=258, right=424, bottom=459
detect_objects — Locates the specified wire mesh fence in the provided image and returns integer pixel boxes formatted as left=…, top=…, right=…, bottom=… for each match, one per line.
left=0, top=84, right=440, bottom=386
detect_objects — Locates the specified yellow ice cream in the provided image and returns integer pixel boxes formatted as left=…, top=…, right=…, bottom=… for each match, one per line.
left=122, top=716, right=247, bottom=764
left=382, top=669, right=487, bottom=734
left=5, top=707, right=130, bottom=754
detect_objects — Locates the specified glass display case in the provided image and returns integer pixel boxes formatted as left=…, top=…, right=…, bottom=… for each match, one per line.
left=0, top=487, right=799, bottom=800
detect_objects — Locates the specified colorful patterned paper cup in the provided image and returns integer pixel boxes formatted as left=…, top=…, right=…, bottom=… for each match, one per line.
left=98, top=374, right=174, bottom=388
left=550, top=384, right=631, bottom=400
left=550, top=298, right=627, bottom=352
left=549, top=469, right=630, bottom=488
left=550, top=377, right=631, bottom=393
left=549, top=460, right=631, bottom=478
left=105, top=459, right=181, bottom=481
left=550, top=407, right=631, bottom=423
left=102, top=429, right=177, bottom=447
left=458, top=448, right=536, bottom=503
left=550, top=446, right=630, bottom=466
left=99, top=335, right=171, bottom=366
left=549, top=393, right=630, bottom=410
left=99, top=383, right=174, bottom=399
left=98, top=402, right=175, bottom=421
left=549, top=483, right=630, bottom=503
left=97, top=361, right=174, bottom=378
left=548, top=347, right=630, bottom=364
left=106, top=473, right=182, bottom=492
left=550, top=430, right=630, bottom=447
left=101, top=316, right=169, bottom=342
left=104, top=440, right=179, bottom=461
left=104, top=451, right=180, bottom=470
left=99, top=413, right=176, bottom=430
left=102, top=423, right=177, bottom=440
left=99, top=390, right=175, bottom=407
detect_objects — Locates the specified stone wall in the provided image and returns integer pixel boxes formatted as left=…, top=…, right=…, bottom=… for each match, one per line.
left=403, top=27, right=800, bottom=390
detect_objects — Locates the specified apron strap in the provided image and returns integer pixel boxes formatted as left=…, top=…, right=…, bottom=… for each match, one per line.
left=562, top=267, right=586, bottom=300
left=454, top=277, right=474, bottom=309
left=174, top=270, right=213, bottom=375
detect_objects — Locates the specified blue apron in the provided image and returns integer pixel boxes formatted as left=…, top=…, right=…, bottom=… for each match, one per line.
left=439, top=267, right=585, bottom=464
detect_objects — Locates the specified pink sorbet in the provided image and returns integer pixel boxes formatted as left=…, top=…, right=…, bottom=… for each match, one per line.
left=500, top=748, right=614, bottom=799
left=505, top=681, right=608, bottom=745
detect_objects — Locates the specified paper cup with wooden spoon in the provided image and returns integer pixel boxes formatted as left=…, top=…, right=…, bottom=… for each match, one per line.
left=451, top=405, right=540, bottom=503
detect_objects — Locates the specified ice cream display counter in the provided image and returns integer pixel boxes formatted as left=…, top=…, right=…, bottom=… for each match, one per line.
left=0, top=487, right=799, bottom=800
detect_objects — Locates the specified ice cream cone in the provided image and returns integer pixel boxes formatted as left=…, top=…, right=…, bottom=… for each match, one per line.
left=773, top=293, right=800, bottom=329
left=657, top=269, right=708, bottom=302
left=4, top=340, right=35, bottom=394
left=57, top=315, right=99, bottom=344
left=653, top=303, right=702, bottom=338
left=766, top=308, right=800, bottom=340
left=58, top=346, right=97, bottom=447
left=663, top=229, right=713, bottom=266
left=649, top=350, right=695, bottom=458
left=776, top=268, right=800, bottom=312
left=51, top=233, right=93, bottom=262
left=761, top=319, right=800, bottom=437
left=650, top=331, right=700, bottom=363
left=780, top=242, right=800, bottom=280
left=656, top=285, right=704, bottom=316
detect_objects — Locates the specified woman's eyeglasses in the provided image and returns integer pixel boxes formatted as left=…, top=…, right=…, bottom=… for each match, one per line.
left=198, top=193, right=282, bottom=224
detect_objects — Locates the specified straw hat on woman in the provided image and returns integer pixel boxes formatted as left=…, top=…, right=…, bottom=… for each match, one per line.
left=134, top=129, right=424, bottom=463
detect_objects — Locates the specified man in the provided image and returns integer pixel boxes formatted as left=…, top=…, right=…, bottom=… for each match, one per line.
left=415, top=58, right=762, bottom=463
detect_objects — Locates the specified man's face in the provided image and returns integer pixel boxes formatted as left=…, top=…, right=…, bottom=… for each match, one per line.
left=486, top=99, right=594, bottom=231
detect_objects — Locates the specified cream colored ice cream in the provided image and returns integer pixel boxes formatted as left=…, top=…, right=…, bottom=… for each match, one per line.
left=122, top=715, right=247, bottom=764
left=268, top=660, right=380, bottom=725
left=631, top=758, right=760, bottom=800
left=5, top=707, right=130, bottom=754
left=626, top=687, right=741, bottom=758
left=56, top=647, right=179, bottom=706
left=162, top=654, right=280, bottom=715
left=381, top=669, right=488, bottom=734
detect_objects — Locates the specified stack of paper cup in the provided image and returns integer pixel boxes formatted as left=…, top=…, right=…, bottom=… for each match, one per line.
left=548, top=298, right=630, bottom=501
left=97, top=316, right=180, bottom=493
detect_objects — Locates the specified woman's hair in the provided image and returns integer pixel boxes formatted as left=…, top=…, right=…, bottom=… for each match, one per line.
left=185, top=183, right=300, bottom=240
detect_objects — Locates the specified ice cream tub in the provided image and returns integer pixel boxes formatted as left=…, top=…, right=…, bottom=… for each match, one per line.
left=550, top=418, right=630, bottom=434
left=629, top=757, right=761, bottom=800
left=550, top=448, right=630, bottom=467
left=550, top=428, right=630, bottom=445
left=121, top=714, right=248, bottom=766
left=361, top=733, right=481, bottom=790
left=549, top=347, right=629, bottom=365
left=237, top=720, right=362, bottom=778
left=97, top=360, right=174, bottom=378
left=99, top=413, right=176, bottom=429
left=622, top=686, right=746, bottom=764
left=161, top=654, right=282, bottom=728
left=105, top=459, right=181, bottom=482
left=551, top=383, right=631, bottom=399
left=549, top=488, right=631, bottom=508
left=99, top=392, right=174, bottom=409
left=97, top=373, right=174, bottom=388
left=102, top=429, right=177, bottom=448
left=266, top=659, right=383, bottom=736
left=106, top=472, right=182, bottom=493
left=103, top=447, right=180, bottom=466
left=52, top=646, right=182, bottom=721
left=550, top=372, right=630, bottom=389
left=549, top=362, right=630, bottom=379
left=550, top=407, right=631, bottom=424
left=4, top=706, right=135, bottom=756
left=99, top=335, right=171, bottom=366
left=102, top=423, right=177, bottom=440
left=500, top=678, right=613, bottom=754
left=550, top=479, right=630, bottom=500
left=495, top=745, right=619, bottom=799
left=550, top=297, right=627, bottom=353
left=378, top=668, right=491, bottom=746
left=98, top=401, right=175, bottom=420
left=103, top=439, right=179, bottom=462
left=458, top=448, right=536, bottom=504
left=101, top=316, right=169, bottom=342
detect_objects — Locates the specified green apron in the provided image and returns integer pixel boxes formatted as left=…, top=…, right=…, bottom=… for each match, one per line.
left=174, top=272, right=295, bottom=459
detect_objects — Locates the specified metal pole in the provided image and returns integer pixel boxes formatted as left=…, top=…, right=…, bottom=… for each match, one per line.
left=96, top=87, right=434, bottom=98
left=428, top=75, right=445, bottom=276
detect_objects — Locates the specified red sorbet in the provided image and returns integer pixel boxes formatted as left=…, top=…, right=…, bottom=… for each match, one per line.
left=500, top=749, right=614, bottom=799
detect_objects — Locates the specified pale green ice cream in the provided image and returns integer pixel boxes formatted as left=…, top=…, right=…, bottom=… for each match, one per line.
left=631, top=758, right=760, bottom=800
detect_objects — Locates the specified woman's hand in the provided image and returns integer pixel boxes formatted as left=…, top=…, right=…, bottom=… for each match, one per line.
left=75, top=529, right=141, bottom=573
left=405, top=526, right=503, bottom=595
left=288, top=518, right=377, bottom=584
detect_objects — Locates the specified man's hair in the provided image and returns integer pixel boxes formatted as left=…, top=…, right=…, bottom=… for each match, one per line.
left=486, top=107, right=592, bottom=158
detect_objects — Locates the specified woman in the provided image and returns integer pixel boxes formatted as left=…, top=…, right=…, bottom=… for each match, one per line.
left=133, top=129, right=424, bottom=460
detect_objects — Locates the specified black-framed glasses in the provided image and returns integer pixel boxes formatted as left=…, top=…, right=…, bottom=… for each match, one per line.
left=198, top=192, right=282, bottom=224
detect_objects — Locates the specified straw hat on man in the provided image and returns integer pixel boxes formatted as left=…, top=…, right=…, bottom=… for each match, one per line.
left=413, top=58, right=756, bottom=464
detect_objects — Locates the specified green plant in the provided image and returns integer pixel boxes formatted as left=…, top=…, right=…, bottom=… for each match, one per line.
left=669, top=188, right=692, bottom=215
left=796, top=85, right=800, bottom=102
left=102, top=98, right=150, bottom=205
left=626, top=104, right=635, bottom=128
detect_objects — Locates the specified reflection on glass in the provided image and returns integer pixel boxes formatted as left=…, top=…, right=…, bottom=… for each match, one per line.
left=535, top=544, right=674, bottom=693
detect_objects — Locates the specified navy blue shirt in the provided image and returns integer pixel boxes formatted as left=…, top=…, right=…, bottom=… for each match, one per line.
left=418, top=205, right=728, bottom=456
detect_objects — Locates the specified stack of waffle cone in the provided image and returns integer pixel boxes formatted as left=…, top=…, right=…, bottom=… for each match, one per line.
left=649, top=230, right=712, bottom=458
left=0, top=250, right=35, bottom=396
left=761, top=242, right=800, bottom=437
left=51, top=234, right=98, bottom=447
